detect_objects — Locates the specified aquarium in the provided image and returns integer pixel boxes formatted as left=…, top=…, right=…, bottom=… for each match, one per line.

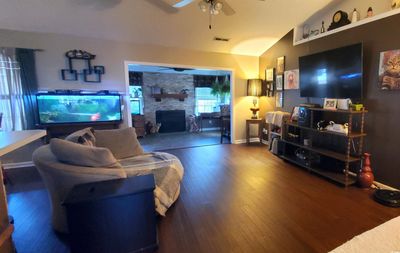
left=36, top=94, right=122, bottom=125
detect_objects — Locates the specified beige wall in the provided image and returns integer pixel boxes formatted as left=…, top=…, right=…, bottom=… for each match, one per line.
left=0, top=28, right=259, bottom=142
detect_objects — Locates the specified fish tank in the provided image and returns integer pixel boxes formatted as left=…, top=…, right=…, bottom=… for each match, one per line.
left=36, top=94, right=122, bottom=125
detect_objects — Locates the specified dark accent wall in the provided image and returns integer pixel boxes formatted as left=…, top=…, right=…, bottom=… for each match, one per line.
left=260, top=14, right=400, bottom=188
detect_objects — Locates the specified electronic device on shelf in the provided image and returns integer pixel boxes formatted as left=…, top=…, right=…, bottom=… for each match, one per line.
left=299, top=43, right=363, bottom=99
left=298, top=106, right=311, bottom=127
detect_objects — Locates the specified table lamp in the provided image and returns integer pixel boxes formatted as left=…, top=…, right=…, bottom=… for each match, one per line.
left=247, top=79, right=262, bottom=119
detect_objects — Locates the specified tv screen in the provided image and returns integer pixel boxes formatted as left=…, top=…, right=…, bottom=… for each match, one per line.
left=299, top=43, right=363, bottom=99
left=36, top=94, right=122, bottom=125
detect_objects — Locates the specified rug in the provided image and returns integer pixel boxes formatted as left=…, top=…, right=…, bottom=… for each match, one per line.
left=329, top=216, right=400, bottom=253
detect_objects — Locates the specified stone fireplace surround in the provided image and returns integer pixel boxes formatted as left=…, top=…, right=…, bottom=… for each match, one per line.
left=142, top=72, right=195, bottom=126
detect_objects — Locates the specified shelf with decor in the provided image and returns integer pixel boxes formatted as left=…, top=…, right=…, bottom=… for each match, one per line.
left=285, top=122, right=366, bottom=138
left=280, top=107, right=367, bottom=186
left=293, top=7, right=400, bottom=46
left=151, top=93, right=188, bottom=102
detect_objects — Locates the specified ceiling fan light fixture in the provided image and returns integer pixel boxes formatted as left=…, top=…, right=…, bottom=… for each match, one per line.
left=211, top=8, right=219, bottom=15
left=213, top=1, right=223, bottom=11
left=198, top=1, right=208, bottom=12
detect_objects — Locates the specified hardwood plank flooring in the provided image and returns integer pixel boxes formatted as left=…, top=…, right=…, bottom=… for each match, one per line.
left=6, top=144, right=400, bottom=253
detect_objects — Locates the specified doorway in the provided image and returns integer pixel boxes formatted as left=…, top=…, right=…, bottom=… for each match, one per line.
left=124, top=62, right=234, bottom=151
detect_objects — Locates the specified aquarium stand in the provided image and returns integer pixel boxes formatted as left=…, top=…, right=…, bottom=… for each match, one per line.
left=43, top=122, right=120, bottom=142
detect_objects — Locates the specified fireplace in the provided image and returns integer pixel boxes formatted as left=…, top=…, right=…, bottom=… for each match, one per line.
left=156, top=110, right=186, bottom=133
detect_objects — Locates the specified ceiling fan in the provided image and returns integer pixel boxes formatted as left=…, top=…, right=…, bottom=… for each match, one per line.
left=157, top=66, right=193, bottom=72
left=173, top=0, right=235, bottom=16
left=147, top=0, right=236, bottom=29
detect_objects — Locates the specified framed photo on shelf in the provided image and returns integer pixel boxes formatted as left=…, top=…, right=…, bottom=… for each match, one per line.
left=265, top=68, right=275, bottom=82
left=275, top=92, right=283, bottom=108
left=276, top=75, right=284, bottom=91
left=276, top=56, right=285, bottom=75
left=323, top=98, right=337, bottom=110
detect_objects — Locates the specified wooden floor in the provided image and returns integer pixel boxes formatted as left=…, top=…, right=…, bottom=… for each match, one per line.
left=6, top=144, right=400, bottom=253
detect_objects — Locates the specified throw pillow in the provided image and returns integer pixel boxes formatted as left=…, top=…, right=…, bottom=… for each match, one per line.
left=65, top=127, right=96, bottom=146
left=50, top=138, right=120, bottom=168
left=94, top=127, right=144, bottom=159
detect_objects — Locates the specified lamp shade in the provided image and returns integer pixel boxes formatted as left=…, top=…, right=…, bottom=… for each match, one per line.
left=247, top=79, right=262, bottom=97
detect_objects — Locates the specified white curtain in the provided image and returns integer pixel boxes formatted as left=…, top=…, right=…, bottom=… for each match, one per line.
left=0, top=48, right=26, bottom=131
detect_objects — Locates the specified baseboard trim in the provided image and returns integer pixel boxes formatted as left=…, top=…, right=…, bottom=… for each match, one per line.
left=372, top=181, right=399, bottom=191
left=3, top=161, right=35, bottom=170
left=234, top=138, right=268, bottom=144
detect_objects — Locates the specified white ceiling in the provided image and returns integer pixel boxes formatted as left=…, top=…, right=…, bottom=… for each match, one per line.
left=0, top=0, right=332, bottom=56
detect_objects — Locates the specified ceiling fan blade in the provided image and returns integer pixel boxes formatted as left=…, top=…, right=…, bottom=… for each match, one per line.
left=220, top=0, right=235, bottom=16
left=145, top=0, right=179, bottom=14
left=173, top=0, right=195, bottom=8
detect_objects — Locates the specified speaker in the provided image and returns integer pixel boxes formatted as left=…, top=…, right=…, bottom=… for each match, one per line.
left=298, top=106, right=311, bottom=127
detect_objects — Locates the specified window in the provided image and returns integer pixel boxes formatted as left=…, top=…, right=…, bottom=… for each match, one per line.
left=0, top=49, right=26, bottom=131
left=195, top=87, right=230, bottom=115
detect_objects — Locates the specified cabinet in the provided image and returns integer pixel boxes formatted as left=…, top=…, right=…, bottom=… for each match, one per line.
left=132, top=115, right=146, bottom=137
left=63, top=175, right=158, bottom=253
left=280, top=108, right=367, bottom=186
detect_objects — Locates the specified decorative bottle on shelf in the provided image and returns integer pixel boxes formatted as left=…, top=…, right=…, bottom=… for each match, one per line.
left=320, top=21, right=326, bottom=33
left=351, top=8, right=360, bottom=23
left=357, top=153, right=374, bottom=188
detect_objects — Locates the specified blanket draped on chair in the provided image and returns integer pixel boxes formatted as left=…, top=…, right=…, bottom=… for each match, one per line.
left=119, top=152, right=184, bottom=215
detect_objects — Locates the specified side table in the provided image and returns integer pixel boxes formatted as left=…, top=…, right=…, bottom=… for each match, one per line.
left=246, top=118, right=263, bottom=144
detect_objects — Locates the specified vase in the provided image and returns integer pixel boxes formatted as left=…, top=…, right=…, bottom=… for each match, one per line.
left=357, top=153, right=374, bottom=188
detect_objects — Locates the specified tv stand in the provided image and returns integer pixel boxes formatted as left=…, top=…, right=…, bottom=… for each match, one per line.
left=280, top=107, right=367, bottom=186
left=42, top=122, right=121, bottom=142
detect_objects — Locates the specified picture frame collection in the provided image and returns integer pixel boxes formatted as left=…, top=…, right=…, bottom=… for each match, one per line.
left=265, top=56, right=302, bottom=108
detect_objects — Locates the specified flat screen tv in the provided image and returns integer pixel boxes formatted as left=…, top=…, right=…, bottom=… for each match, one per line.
left=299, top=43, right=363, bottom=99
left=36, top=94, right=122, bottom=125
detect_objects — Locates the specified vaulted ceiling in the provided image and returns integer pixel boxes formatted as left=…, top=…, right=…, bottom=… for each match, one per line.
left=0, top=0, right=332, bottom=56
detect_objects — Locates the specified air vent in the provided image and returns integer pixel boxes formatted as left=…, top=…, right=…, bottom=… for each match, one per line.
left=214, top=37, right=230, bottom=42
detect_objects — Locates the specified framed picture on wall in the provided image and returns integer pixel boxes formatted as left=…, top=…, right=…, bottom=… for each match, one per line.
left=265, top=68, right=275, bottom=81
left=265, top=68, right=275, bottom=97
left=276, top=75, right=284, bottom=91
left=284, top=69, right=299, bottom=90
left=379, top=49, right=400, bottom=90
left=275, top=92, right=283, bottom=108
left=276, top=56, right=285, bottom=75
left=266, top=82, right=275, bottom=97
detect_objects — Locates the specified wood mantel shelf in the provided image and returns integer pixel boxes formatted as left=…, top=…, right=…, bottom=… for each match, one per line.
left=151, top=93, right=188, bottom=102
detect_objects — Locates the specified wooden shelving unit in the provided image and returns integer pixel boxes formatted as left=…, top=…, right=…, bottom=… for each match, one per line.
left=151, top=93, right=188, bottom=102
left=280, top=108, right=367, bottom=186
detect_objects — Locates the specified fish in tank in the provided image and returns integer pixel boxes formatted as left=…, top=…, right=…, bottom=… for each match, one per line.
left=36, top=94, right=122, bottom=125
